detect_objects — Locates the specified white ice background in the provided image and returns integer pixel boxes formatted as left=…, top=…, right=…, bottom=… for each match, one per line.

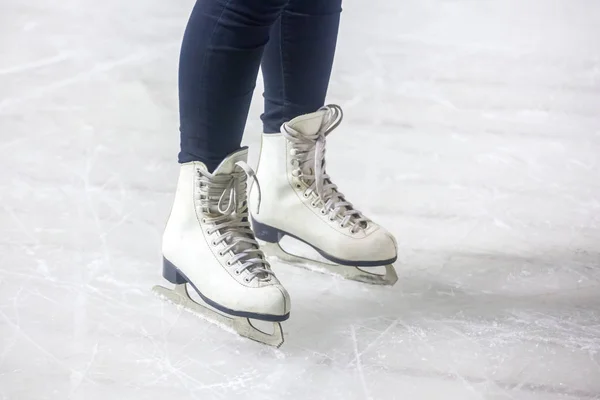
left=1, top=0, right=600, bottom=399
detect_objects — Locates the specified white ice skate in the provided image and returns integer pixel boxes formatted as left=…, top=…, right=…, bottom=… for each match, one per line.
left=250, top=105, right=398, bottom=286
left=153, top=148, right=291, bottom=347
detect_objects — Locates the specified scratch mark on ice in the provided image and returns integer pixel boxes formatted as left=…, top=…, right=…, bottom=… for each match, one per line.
left=351, top=319, right=399, bottom=365
left=69, top=342, right=99, bottom=398
left=0, top=42, right=178, bottom=112
left=350, top=325, right=371, bottom=400
left=0, top=53, right=70, bottom=75
left=0, top=308, right=97, bottom=386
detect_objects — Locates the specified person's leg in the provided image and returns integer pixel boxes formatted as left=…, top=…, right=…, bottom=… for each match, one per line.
left=160, top=0, right=293, bottom=347
left=260, top=0, right=342, bottom=133
left=250, top=0, right=398, bottom=285
left=178, top=0, right=288, bottom=171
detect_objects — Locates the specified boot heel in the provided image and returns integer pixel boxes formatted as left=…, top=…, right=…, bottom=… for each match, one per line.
left=162, top=257, right=187, bottom=284
left=251, top=217, right=283, bottom=243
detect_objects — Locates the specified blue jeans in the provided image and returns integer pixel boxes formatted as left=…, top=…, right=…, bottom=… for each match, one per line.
left=177, top=0, right=342, bottom=171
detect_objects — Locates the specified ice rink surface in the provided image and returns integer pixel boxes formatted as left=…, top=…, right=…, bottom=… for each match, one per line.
left=1, top=0, right=600, bottom=399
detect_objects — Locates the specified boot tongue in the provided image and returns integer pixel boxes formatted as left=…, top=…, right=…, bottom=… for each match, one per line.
left=285, top=110, right=327, bottom=136
left=212, top=147, right=249, bottom=175
left=203, top=147, right=249, bottom=215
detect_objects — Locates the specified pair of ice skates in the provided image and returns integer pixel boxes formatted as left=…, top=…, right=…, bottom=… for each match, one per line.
left=153, top=105, right=398, bottom=347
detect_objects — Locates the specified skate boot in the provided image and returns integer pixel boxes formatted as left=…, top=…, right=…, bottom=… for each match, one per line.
left=153, top=148, right=291, bottom=347
left=249, top=105, right=398, bottom=286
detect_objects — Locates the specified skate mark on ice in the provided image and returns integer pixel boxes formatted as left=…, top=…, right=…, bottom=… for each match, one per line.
left=347, top=319, right=400, bottom=366
left=2, top=204, right=41, bottom=246
left=0, top=53, right=70, bottom=75
left=141, top=330, right=252, bottom=398
left=397, top=318, right=498, bottom=398
left=350, top=325, right=371, bottom=400
left=432, top=322, right=495, bottom=398
left=139, top=323, right=248, bottom=397
left=0, top=129, right=54, bottom=152
left=75, top=143, right=131, bottom=276
left=0, top=308, right=98, bottom=386
left=148, top=355, right=226, bottom=399
left=0, top=288, right=23, bottom=369
left=68, top=342, right=99, bottom=397
left=382, top=313, right=600, bottom=398
left=0, top=42, right=179, bottom=112
left=364, top=363, right=600, bottom=399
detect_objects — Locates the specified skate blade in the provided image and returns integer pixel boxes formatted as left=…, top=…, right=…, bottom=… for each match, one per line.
left=260, top=241, right=398, bottom=286
left=152, top=284, right=284, bottom=348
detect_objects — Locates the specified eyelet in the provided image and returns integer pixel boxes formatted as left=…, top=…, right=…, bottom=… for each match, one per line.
left=218, top=251, right=223, bottom=256
left=295, top=184, right=301, bottom=189
left=329, top=217, right=334, bottom=221
left=211, top=240, right=216, bottom=246
left=201, top=218, right=206, bottom=223
left=234, top=269, right=240, bottom=275
left=320, top=209, right=326, bottom=215
left=303, top=192, right=309, bottom=198
left=244, top=277, right=250, bottom=283
left=227, top=260, right=232, bottom=266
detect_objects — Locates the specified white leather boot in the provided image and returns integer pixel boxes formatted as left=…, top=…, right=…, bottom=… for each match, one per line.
left=249, top=105, right=398, bottom=285
left=153, top=148, right=291, bottom=347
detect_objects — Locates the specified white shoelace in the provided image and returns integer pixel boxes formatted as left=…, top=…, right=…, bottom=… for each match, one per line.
left=281, top=104, right=369, bottom=234
left=197, top=161, right=272, bottom=282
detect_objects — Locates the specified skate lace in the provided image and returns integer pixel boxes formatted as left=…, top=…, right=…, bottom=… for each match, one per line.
left=281, top=104, right=369, bottom=234
left=198, top=161, right=273, bottom=282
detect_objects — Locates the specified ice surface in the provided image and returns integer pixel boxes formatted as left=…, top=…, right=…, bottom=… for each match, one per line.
left=1, top=0, right=600, bottom=399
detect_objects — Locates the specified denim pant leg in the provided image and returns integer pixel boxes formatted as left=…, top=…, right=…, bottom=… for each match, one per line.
left=260, top=0, right=343, bottom=134
left=178, top=0, right=288, bottom=171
